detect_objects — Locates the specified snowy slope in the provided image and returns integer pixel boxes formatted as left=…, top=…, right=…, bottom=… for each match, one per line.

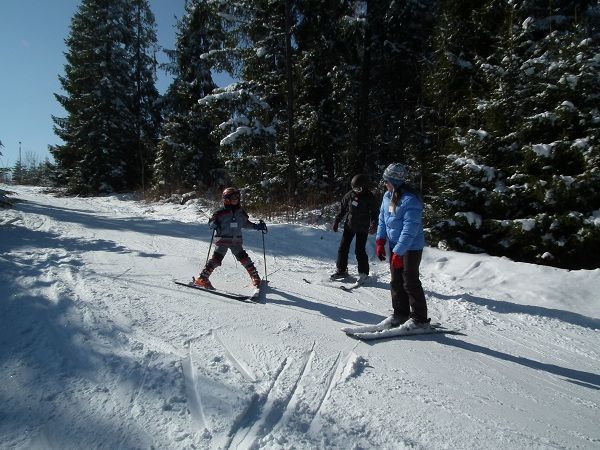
left=1, top=185, right=599, bottom=450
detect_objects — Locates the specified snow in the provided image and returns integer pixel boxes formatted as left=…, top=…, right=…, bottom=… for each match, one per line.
left=455, top=211, right=482, bottom=229
left=467, top=129, right=489, bottom=140
left=1, top=185, right=599, bottom=450
left=198, top=86, right=270, bottom=110
left=532, top=143, right=553, bottom=157
left=514, top=218, right=537, bottom=231
left=220, top=126, right=253, bottom=146
left=587, top=209, right=600, bottom=226
left=451, top=156, right=495, bottom=182
left=560, top=100, right=576, bottom=111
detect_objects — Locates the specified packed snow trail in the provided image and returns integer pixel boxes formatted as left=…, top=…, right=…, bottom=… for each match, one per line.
left=1, top=185, right=599, bottom=449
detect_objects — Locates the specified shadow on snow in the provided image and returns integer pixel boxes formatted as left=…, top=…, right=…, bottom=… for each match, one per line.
left=427, top=290, right=600, bottom=331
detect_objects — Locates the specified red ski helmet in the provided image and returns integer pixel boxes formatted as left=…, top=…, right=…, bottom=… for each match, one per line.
left=222, top=187, right=241, bottom=205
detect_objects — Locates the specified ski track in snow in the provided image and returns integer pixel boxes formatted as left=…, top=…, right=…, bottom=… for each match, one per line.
left=182, top=349, right=209, bottom=432
left=307, top=351, right=350, bottom=435
left=1, top=186, right=599, bottom=449
left=231, top=344, right=315, bottom=449
left=212, top=331, right=257, bottom=383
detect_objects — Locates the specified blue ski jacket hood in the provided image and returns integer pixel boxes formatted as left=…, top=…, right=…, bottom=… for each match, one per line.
left=376, top=189, right=425, bottom=256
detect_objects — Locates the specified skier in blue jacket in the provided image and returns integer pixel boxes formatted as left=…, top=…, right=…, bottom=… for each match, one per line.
left=375, top=163, right=429, bottom=330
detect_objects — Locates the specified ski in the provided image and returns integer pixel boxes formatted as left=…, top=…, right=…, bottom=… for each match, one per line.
left=339, top=276, right=369, bottom=292
left=341, top=319, right=391, bottom=335
left=341, top=314, right=399, bottom=334
left=174, top=280, right=261, bottom=303
left=302, top=276, right=366, bottom=291
left=343, top=322, right=457, bottom=341
left=302, top=277, right=349, bottom=285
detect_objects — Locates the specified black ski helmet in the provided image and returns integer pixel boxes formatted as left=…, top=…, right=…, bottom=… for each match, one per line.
left=351, top=174, right=368, bottom=191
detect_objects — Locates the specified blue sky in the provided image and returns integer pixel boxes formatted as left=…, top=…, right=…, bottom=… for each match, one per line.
left=0, top=0, right=231, bottom=169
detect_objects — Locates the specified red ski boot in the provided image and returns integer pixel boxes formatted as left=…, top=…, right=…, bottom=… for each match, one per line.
left=194, top=276, right=214, bottom=290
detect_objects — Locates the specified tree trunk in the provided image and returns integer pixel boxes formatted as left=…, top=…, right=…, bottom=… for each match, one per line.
left=355, top=1, right=371, bottom=175
left=284, top=0, right=297, bottom=197
left=135, top=2, right=145, bottom=193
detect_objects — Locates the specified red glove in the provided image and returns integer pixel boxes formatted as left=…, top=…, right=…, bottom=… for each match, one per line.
left=368, top=222, right=376, bottom=235
left=332, top=221, right=339, bottom=232
left=375, top=239, right=386, bottom=261
left=391, top=253, right=404, bottom=269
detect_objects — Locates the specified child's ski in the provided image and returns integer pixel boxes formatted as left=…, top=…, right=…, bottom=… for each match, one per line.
left=174, top=280, right=260, bottom=302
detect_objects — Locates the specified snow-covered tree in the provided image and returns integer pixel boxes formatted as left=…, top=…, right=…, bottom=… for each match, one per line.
left=429, top=1, right=600, bottom=269
left=153, top=0, right=219, bottom=196
left=362, top=0, right=436, bottom=180
left=190, top=0, right=297, bottom=203
left=123, top=0, right=161, bottom=193
left=52, top=0, right=159, bottom=194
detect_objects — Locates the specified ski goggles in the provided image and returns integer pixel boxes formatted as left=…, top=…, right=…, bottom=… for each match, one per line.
left=223, top=192, right=240, bottom=201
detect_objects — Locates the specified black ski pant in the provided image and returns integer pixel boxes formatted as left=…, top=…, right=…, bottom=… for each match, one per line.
left=336, top=226, right=369, bottom=275
left=390, top=249, right=427, bottom=322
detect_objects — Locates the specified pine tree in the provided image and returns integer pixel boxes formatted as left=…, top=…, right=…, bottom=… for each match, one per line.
left=12, top=160, right=25, bottom=185
left=192, top=0, right=297, bottom=204
left=293, top=0, right=357, bottom=191
left=293, top=0, right=435, bottom=193
left=153, top=0, right=219, bottom=196
left=429, top=1, right=600, bottom=269
left=52, top=0, right=159, bottom=194
left=123, top=0, right=161, bottom=193
left=364, top=0, right=436, bottom=181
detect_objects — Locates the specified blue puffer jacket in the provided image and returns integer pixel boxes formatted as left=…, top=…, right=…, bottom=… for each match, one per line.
left=376, top=189, right=425, bottom=256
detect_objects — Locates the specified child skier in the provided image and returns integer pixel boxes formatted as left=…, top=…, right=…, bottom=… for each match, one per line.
left=331, top=174, right=379, bottom=281
left=194, top=187, right=267, bottom=289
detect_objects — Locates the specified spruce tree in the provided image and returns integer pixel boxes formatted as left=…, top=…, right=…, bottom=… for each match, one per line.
left=123, top=0, right=160, bottom=193
left=153, top=0, right=219, bottom=196
left=293, top=0, right=357, bottom=191
left=429, top=1, right=600, bottom=269
left=364, top=0, right=436, bottom=181
left=52, top=0, right=159, bottom=194
left=292, top=1, right=435, bottom=193
left=193, top=0, right=296, bottom=204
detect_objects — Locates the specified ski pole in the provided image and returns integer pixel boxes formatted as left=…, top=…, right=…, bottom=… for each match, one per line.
left=205, top=228, right=215, bottom=267
left=260, top=220, right=268, bottom=282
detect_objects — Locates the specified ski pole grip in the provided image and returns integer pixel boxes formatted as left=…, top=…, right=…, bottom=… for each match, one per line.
left=260, top=219, right=268, bottom=234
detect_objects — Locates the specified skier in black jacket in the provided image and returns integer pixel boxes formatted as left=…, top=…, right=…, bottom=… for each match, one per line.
left=331, top=174, right=379, bottom=281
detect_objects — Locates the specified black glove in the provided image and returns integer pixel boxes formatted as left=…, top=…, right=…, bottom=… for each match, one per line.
left=254, top=220, right=267, bottom=232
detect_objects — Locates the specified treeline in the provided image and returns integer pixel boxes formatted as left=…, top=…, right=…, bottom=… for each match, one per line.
left=50, top=0, right=599, bottom=269
left=7, top=156, right=55, bottom=186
